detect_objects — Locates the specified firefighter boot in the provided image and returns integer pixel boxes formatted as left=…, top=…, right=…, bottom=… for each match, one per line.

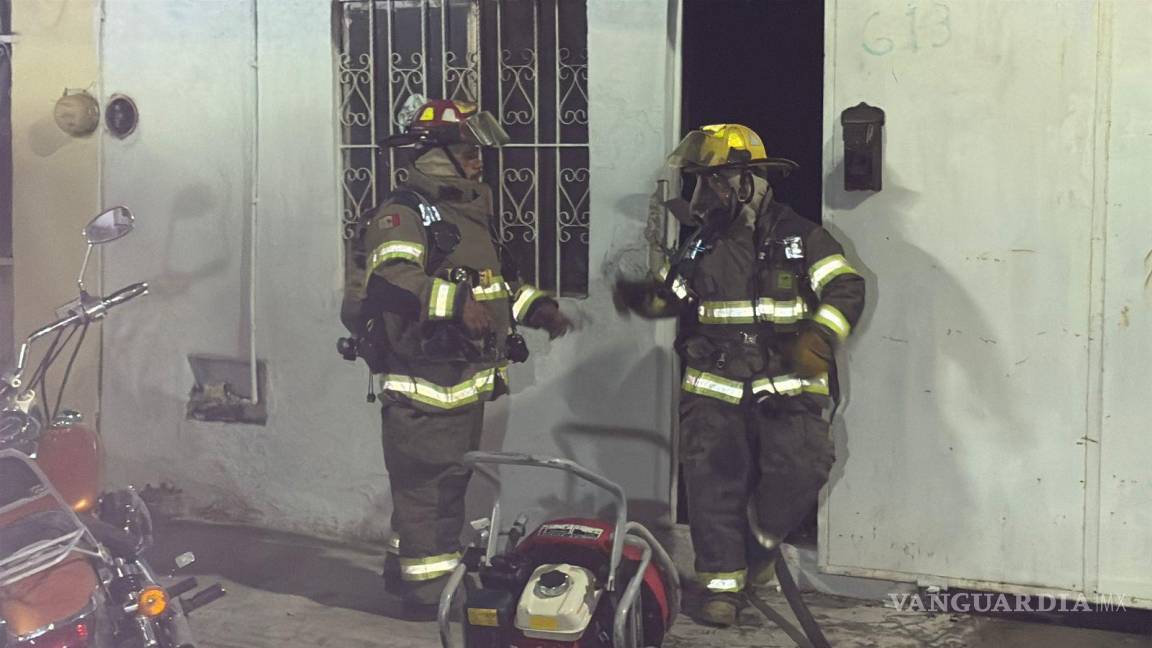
left=699, top=592, right=741, bottom=627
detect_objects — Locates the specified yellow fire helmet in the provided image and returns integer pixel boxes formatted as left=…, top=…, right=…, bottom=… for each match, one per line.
left=667, top=123, right=798, bottom=174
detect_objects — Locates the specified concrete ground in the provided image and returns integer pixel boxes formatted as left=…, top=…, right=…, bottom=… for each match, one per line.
left=148, top=520, right=1152, bottom=648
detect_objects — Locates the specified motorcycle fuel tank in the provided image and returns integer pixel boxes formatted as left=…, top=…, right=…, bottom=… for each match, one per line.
left=36, top=415, right=103, bottom=514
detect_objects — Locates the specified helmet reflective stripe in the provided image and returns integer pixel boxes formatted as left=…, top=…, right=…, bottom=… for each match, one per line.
left=668, top=123, right=797, bottom=173
left=699, top=124, right=767, bottom=162
left=669, top=124, right=765, bottom=168
left=404, top=94, right=478, bottom=127
left=396, top=94, right=508, bottom=147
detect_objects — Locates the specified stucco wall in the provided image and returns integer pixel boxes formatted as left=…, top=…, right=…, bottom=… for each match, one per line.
left=98, top=0, right=678, bottom=541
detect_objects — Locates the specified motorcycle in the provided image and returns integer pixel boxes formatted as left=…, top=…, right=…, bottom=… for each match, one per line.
left=438, top=451, right=681, bottom=648
left=0, top=207, right=225, bottom=647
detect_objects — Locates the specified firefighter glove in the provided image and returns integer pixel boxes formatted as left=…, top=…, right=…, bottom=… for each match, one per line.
left=613, top=278, right=685, bottom=319
left=790, top=325, right=833, bottom=378
left=461, top=297, right=494, bottom=337
left=529, top=301, right=574, bottom=340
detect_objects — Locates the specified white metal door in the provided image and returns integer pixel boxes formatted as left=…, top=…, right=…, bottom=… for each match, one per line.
left=821, top=0, right=1101, bottom=595
left=1095, top=0, right=1152, bottom=604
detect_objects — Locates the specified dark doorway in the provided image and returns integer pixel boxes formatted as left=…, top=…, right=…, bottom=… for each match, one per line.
left=681, top=0, right=824, bottom=222
left=675, top=1, right=825, bottom=538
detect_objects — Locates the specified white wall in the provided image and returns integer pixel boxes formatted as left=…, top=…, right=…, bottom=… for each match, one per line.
left=100, top=0, right=385, bottom=537
left=821, top=0, right=1152, bottom=603
left=99, top=0, right=678, bottom=541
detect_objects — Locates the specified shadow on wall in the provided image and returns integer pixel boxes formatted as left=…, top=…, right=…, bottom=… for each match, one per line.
left=553, top=341, right=671, bottom=509
left=27, top=114, right=74, bottom=158
left=821, top=163, right=1030, bottom=576
left=461, top=179, right=676, bottom=537
left=104, top=176, right=233, bottom=423
left=465, top=336, right=673, bottom=537
left=820, top=155, right=884, bottom=501
left=101, top=149, right=257, bottom=520
left=162, top=179, right=235, bottom=297
left=562, top=336, right=670, bottom=520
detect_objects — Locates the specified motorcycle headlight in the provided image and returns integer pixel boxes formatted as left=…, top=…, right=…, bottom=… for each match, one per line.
left=98, top=487, right=154, bottom=554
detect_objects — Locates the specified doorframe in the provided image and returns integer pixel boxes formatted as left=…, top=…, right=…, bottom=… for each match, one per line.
left=661, top=0, right=683, bottom=524
left=1, top=0, right=14, bottom=369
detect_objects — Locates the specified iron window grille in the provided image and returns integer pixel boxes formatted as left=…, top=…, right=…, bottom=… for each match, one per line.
left=335, top=0, right=590, bottom=297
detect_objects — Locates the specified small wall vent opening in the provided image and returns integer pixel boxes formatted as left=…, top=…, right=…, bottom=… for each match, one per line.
left=186, top=354, right=267, bottom=425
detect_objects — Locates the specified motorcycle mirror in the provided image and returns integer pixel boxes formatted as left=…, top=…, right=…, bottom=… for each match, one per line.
left=83, top=206, right=135, bottom=245
left=77, top=206, right=134, bottom=293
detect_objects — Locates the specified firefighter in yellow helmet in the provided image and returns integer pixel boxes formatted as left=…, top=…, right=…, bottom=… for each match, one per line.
left=616, top=124, right=866, bottom=626
left=341, top=95, right=574, bottom=615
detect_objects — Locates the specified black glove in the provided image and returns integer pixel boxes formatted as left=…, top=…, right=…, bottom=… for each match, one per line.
left=612, top=278, right=686, bottom=319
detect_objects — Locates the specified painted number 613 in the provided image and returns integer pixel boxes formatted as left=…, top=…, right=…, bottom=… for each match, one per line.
left=863, top=2, right=952, bottom=56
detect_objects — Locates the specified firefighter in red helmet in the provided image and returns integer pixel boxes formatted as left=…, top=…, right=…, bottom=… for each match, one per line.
left=342, top=94, right=575, bottom=613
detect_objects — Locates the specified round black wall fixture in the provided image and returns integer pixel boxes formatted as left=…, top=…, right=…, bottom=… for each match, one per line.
left=106, top=95, right=139, bottom=139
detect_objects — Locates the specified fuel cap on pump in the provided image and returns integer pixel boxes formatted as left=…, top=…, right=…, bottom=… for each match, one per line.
left=536, top=569, right=571, bottom=597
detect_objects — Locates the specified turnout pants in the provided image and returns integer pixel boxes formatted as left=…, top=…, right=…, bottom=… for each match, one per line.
left=680, top=392, right=834, bottom=595
left=381, top=401, right=485, bottom=603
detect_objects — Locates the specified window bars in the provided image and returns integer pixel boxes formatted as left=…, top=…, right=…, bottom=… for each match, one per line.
left=336, top=0, right=590, bottom=296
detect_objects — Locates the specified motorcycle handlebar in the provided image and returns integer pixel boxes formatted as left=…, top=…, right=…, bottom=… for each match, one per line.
left=102, top=282, right=149, bottom=309
left=7, top=282, right=149, bottom=387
